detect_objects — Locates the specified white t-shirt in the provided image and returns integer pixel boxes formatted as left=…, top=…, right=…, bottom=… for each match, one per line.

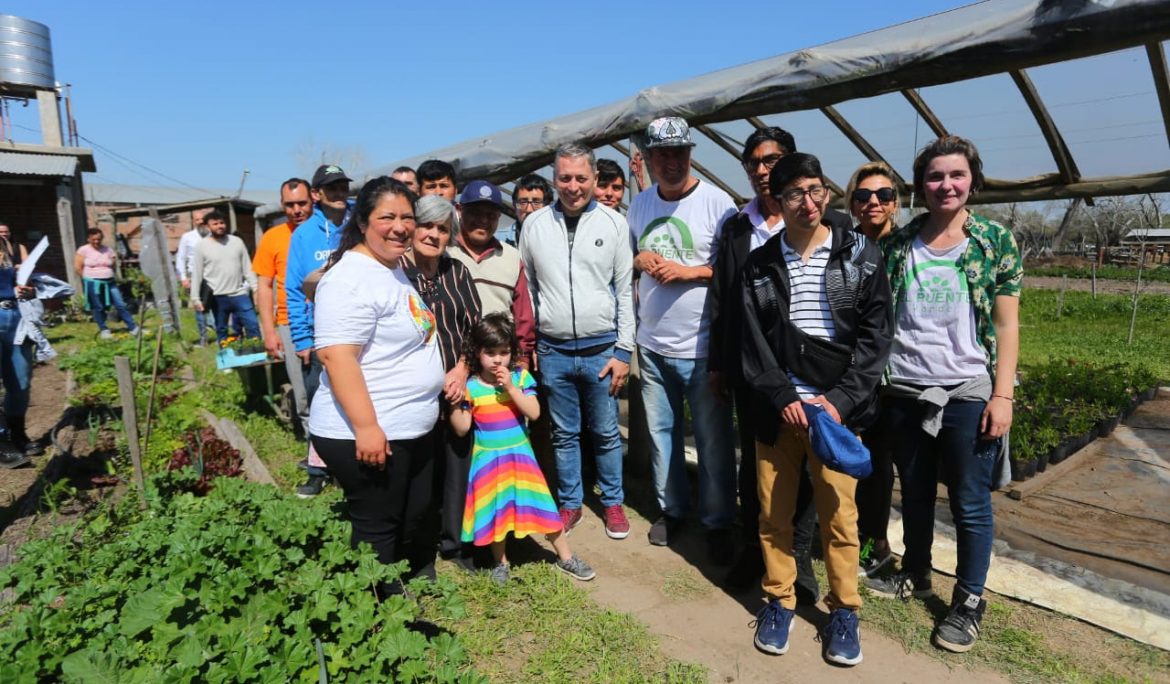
left=628, top=181, right=737, bottom=358
left=888, top=237, right=988, bottom=384
left=308, top=250, right=445, bottom=440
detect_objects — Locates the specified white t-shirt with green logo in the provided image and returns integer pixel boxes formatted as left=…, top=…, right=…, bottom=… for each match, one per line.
left=628, top=181, right=736, bottom=358
left=888, top=237, right=988, bottom=384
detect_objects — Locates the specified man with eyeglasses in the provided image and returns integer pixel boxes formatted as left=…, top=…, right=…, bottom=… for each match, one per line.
left=709, top=127, right=853, bottom=596
left=740, top=152, right=892, bottom=666
left=627, top=116, right=738, bottom=562
left=496, top=173, right=553, bottom=247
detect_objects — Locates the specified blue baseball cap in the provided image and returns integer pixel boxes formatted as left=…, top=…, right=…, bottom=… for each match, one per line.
left=458, top=180, right=505, bottom=210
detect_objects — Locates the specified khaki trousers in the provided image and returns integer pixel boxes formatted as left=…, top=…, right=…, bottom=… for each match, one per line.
left=757, top=423, right=861, bottom=611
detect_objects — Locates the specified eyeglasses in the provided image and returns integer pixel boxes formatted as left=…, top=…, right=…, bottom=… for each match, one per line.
left=743, top=154, right=783, bottom=170
left=778, top=185, right=828, bottom=207
left=851, top=187, right=897, bottom=204
left=514, top=199, right=546, bottom=207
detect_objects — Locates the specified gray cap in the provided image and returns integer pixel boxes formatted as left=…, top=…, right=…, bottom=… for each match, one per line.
left=644, top=116, right=696, bottom=148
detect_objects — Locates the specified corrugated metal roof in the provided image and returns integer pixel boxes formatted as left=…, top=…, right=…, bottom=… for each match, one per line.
left=0, top=151, right=78, bottom=177
left=86, top=182, right=273, bottom=207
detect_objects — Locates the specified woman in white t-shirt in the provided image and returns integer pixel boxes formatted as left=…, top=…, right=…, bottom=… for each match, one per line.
left=307, top=176, right=445, bottom=595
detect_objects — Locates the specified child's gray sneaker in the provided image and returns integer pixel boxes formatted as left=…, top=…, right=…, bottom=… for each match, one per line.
left=556, top=554, right=596, bottom=581
left=490, top=562, right=510, bottom=586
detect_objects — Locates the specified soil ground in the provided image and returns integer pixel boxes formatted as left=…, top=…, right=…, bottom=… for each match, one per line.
left=1024, top=275, right=1170, bottom=295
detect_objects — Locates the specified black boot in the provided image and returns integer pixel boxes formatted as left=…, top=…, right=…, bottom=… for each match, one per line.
left=9, top=415, right=45, bottom=457
left=933, top=585, right=986, bottom=653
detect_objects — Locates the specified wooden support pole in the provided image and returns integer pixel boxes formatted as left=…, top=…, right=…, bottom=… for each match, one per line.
left=819, top=105, right=909, bottom=189
left=114, top=356, right=146, bottom=503
left=1057, top=276, right=1067, bottom=318
left=1146, top=42, right=1170, bottom=152
left=141, top=326, right=165, bottom=459
left=1009, top=69, right=1081, bottom=187
left=900, top=89, right=950, bottom=139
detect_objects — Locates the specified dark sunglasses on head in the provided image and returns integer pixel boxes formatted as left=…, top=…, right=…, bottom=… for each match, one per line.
left=851, top=187, right=897, bottom=204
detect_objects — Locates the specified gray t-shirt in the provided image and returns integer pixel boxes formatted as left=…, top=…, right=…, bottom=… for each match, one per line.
left=888, top=237, right=987, bottom=384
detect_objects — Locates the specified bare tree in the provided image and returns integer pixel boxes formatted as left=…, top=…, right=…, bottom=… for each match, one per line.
left=1128, top=194, right=1163, bottom=343
left=291, top=137, right=371, bottom=180
left=1084, top=197, right=1140, bottom=265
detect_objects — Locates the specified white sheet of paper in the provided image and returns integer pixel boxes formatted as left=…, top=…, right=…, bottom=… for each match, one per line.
left=16, top=236, right=49, bottom=286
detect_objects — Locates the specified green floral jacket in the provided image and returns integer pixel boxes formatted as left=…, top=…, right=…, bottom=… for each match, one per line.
left=881, top=211, right=1023, bottom=380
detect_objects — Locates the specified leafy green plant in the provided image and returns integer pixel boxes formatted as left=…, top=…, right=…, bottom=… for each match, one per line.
left=1026, top=263, right=1170, bottom=283
left=0, top=475, right=478, bottom=683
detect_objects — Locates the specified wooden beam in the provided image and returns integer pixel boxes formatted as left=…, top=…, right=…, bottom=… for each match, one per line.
left=969, top=171, right=1170, bottom=205
left=695, top=124, right=745, bottom=161
left=746, top=116, right=769, bottom=131
left=900, top=89, right=949, bottom=139
left=1009, top=69, right=1081, bottom=185
left=1146, top=42, right=1170, bottom=152
left=819, top=103, right=907, bottom=187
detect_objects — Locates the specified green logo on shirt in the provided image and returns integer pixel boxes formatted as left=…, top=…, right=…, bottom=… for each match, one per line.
left=638, top=217, right=695, bottom=260
left=905, top=259, right=971, bottom=310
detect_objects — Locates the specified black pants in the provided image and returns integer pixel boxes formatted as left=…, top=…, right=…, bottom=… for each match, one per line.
left=432, top=421, right=474, bottom=558
left=855, top=417, right=894, bottom=545
left=311, top=432, right=439, bottom=579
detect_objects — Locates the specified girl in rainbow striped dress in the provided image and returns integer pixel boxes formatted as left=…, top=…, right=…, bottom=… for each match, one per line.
left=450, top=313, right=596, bottom=585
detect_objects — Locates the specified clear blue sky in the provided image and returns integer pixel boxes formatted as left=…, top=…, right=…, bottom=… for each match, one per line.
left=4, top=0, right=983, bottom=195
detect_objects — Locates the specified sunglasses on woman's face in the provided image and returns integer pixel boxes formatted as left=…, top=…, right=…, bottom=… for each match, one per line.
left=851, top=187, right=897, bottom=204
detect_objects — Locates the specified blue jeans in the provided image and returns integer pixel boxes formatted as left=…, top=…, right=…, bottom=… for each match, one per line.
left=639, top=347, right=736, bottom=529
left=212, top=294, right=260, bottom=342
left=538, top=343, right=624, bottom=509
left=0, top=308, right=33, bottom=417
left=887, top=397, right=998, bottom=597
left=84, top=278, right=136, bottom=332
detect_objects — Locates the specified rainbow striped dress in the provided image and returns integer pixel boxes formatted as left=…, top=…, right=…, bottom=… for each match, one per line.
left=461, top=369, right=563, bottom=545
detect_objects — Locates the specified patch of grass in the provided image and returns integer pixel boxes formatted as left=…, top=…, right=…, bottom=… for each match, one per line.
left=1021, top=289, right=1170, bottom=379
left=436, top=562, right=706, bottom=683
left=660, top=567, right=711, bottom=601
left=851, top=565, right=1170, bottom=683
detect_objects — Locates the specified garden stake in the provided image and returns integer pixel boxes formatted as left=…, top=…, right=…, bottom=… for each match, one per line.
left=141, top=324, right=166, bottom=459
left=1091, top=261, right=1097, bottom=299
left=114, top=355, right=147, bottom=508
left=1057, top=276, right=1067, bottom=318
left=316, top=638, right=328, bottom=684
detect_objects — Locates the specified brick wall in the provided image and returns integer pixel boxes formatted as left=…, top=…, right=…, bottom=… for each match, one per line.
left=0, top=180, right=72, bottom=281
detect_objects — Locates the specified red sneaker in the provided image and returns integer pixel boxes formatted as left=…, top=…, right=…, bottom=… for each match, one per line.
left=604, top=504, right=630, bottom=540
left=559, top=507, right=582, bottom=534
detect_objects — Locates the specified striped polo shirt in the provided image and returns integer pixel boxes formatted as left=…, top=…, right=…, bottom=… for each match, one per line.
left=780, top=230, right=835, bottom=398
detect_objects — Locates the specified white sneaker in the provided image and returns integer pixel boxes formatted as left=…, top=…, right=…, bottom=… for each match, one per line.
left=99, top=329, right=113, bottom=340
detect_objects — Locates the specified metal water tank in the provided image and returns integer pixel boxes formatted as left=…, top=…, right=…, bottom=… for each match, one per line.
left=0, top=15, right=55, bottom=96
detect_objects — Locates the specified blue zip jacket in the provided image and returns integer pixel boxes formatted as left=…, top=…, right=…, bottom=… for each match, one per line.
left=285, top=203, right=351, bottom=352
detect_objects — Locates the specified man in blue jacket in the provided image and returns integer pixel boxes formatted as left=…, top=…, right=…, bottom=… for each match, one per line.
left=284, top=163, right=353, bottom=498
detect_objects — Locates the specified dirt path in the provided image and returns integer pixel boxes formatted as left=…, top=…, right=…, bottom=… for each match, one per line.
left=1025, top=275, right=1170, bottom=295
left=565, top=499, right=1006, bottom=683
left=0, top=358, right=68, bottom=519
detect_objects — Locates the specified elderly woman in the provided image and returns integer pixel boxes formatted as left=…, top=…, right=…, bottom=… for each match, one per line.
left=844, top=161, right=901, bottom=579
left=74, top=228, right=139, bottom=339
left=870, top=137, right=1021, bottom=654
left=308, top=177, right=445, bottom=593
left=399, top=195, right=483, bottom=568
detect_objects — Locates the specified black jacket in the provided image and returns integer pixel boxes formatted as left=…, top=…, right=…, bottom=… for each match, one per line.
left=740, top=221, right=893, bottom=443
left=708, top=206, right=854, bottom=385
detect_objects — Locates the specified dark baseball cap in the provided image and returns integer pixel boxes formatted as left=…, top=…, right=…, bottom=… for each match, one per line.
left=644, top=116, right=696, bottom=149
left=311, top=164, right=352, bottom=188
left=458, top=180, right=505, bottom=209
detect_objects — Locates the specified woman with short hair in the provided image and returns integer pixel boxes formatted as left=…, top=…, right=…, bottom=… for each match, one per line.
left=399, top=194, right=484, bottom=568
left=872, top=136, right=1021, bottom=654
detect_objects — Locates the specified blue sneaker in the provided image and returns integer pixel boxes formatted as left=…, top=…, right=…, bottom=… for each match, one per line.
left=752, top=598, right=795, bottom=655
left=820, top=608, right=863, bottom=666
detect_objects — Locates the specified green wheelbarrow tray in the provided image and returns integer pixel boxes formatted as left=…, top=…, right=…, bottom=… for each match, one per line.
left=230, top=358, right=296, bottom=428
